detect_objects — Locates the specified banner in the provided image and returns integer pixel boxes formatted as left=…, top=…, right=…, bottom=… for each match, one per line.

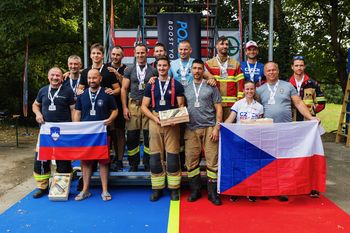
left=157, top=13, right=201, bottom=60
left=38, top=121, right=108, bottom=161
left=218, top=121, right=326, bottom=196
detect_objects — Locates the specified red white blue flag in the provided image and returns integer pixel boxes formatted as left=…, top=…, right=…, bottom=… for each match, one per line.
left=38, top=121, right=108, bottom=160
left=218, top=121, right=326, bottom=196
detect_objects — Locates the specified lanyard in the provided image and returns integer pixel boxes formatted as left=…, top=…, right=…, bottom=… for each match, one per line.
left=92, top=64, right=104, bottom=73
left=179, top=60, right=191, bottom=80
left=216, top=55, right=229, bottom=77
left=193, top=80, right=204, bottom=104
left=267, top=80, right=279, bottom=100
left=69, top=74, right=80, bottom=94
left=136, top=63, right=147, bottom=83
left=247, top=61, right=258, bottom=82
left=245, top=99, right=256, bottom=119
left=159, top=77, right=171, bottom=101
left=295, top=75, right=304, bottom=96
left=48, top=85, right=62, bottom=106
left=88, top=87, right=101, bottom=111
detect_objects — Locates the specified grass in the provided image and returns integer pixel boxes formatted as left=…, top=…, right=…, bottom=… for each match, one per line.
left=317, top=103, right=342, bottom=132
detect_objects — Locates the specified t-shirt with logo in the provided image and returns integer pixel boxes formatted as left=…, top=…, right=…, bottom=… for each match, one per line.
left=230, top=98, right=264, bottom=123
left=75, top=87, right=118, bottom=121
left=240, top=61, right=265, bottom=86
left=35, top=85, right=75, bottom=122
left=169, top=58, right=194, bottom=86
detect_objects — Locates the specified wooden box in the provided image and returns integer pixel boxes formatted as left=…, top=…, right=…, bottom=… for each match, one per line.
left=159, top=107, right=190, bottom=127
left=48, top=173, right=72, bottom=201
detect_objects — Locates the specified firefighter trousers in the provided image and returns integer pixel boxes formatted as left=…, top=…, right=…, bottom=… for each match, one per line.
left=149, top=112, right=181, bottom=189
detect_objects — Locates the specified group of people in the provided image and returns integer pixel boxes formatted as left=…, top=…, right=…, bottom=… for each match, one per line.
left=32, top=36, right=326, bottom=205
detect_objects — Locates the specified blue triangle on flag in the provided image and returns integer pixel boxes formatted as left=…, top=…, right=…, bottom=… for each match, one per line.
left=220, top=126, right=276, bottom=193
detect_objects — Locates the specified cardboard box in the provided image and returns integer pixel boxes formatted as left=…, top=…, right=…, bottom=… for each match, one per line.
left=48, top=173, right=72, bottom=201
left=159, top=107, right=190, bottom=127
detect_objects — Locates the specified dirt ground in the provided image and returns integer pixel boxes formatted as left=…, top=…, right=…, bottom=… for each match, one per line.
left=0, top=125, right=349, bottom=214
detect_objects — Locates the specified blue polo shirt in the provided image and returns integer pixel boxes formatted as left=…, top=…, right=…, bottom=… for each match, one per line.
left=35, top=85, right=75, bottom=122
left=169, top=58, right=194, bottom=85
left=75, top=87, right=118, bottom=121
left=144, top=78, right=184, bottom=112
left=240, top=61, right=265, bottom=84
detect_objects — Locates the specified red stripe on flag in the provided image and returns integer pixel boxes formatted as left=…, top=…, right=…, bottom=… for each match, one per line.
left=221, top=155, right=326, bottom=196
left=38, top=146, right=109, bottom=160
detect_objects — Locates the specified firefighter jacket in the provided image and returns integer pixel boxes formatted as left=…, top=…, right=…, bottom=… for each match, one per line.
left=289, top=74, right=326, bottom=121
left=205, top=57, right=244, bottom=107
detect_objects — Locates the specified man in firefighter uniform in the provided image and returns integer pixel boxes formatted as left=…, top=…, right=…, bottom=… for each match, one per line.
left=205, top=36, right=244, bottom=119
left=184, top=59, right=223, bottom=205
left=122, top=43, right=156, bottom=171
left=32, top=67, right=75, bottom=198
left=289, top=55, right=326, bottom=122
left=141, top=56, right=185, bottom=201
left=107, top=46, right=128, bottom=171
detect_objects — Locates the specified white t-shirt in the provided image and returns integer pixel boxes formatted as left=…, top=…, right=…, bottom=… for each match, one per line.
left=230, top=98, right=264, bottom=123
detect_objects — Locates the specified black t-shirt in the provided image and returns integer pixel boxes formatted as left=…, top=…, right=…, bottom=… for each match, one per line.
left=144, top=78, right=184, bottom=112
left=75, top=87, right=118, bottom=121
left=79, top=64, right=119, bottom=89
left=35, top=85, right=75, bottom=122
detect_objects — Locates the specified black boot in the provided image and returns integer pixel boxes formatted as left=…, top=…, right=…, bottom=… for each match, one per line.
left=33, top=188, right=49, bottom=199
left=128, top=156, right=139, bottom=172
left=187, top=175, right=202, bottom=202
left=143, top=154, right=150, bottom=172
left=170, top=189, right=179, bottom=201
left=207, top=179, right=222, bottom=206
left=150, top=189, right=163, bottom=201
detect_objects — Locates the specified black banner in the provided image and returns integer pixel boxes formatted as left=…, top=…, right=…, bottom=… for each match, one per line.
left=157, top=13, right=201, bottom=60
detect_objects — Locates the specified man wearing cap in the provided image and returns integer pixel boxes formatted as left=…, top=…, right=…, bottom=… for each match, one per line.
left=205, top=36, right=244, bottom=120
left=256, top=61, right=320, bottom=202
left=240, top=41, right=265, bottom=87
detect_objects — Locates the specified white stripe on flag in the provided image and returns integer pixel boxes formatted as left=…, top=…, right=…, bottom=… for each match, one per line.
left=221, top=121, right=324, bottom=159
left=40, top=121, right=106, bottom=135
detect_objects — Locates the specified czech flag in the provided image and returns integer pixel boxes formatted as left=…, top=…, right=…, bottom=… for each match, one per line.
left=38, top=121, right=108, bottom=161
left=218, top=121, right=326, bottom=196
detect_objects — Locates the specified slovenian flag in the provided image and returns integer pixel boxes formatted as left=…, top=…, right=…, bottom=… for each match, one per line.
left=38, top=121, right=108, bottom=161
left=218, top=121, right=326, bottom=196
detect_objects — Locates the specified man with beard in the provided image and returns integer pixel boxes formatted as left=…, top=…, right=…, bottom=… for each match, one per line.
left=205, top=36, right=244, bottom=120
left=151, top=42, right=167, bottom=69
left=141, top=56, right=185, bottom=201
left=74, top=69, right=118, bottom=201
left=240, top=41, right=265, bottom=87
left=122, top=43, right=156, bottom=171
left=106, top=46, right=128, bottom=171
left=32, top=67, right=75, bottom=198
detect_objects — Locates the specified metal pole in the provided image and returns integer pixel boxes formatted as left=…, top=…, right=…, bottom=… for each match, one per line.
left=248, top=0, right=252, bottom=41
left=268, top=0, right=274, bottom=61
left=83, top=0, right=88, bottom=68
left=238, top=0, right=243, bottom=61
left=103, top=0, right=107, bottom=61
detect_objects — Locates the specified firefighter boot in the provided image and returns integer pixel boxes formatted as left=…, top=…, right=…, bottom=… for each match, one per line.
left=150, top=189, right=163, bottom=202
left=170, top=189, right=180, bottom=201
left=128, top=156, right=139, bottom=172
left=33, top=188, right=49, bottom=199
left=207, top=179, right=222, bottom=206
left=187, top=175, right=202, bottom=202
left=143, top=154, right=150, bottom=172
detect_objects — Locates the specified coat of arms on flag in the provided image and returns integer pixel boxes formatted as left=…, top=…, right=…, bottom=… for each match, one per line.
left=38, top=121, right=109, bottom=161
left=218, top=121, right=326, bottom=196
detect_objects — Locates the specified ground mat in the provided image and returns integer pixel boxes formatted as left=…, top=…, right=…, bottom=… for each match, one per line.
left=180, top=191, right=350, bottom=233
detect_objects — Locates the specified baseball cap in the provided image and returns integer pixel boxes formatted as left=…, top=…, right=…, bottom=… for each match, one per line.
left=245, top=41, right=258, bottom=49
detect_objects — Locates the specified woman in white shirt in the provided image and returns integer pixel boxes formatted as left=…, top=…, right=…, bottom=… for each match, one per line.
left=225, top=81, right=264, bottom=202
left=225, top=81, right=263, bottom=123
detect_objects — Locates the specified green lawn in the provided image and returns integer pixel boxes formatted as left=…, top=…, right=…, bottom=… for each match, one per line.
left=317, top=103, right=342, bottom=132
